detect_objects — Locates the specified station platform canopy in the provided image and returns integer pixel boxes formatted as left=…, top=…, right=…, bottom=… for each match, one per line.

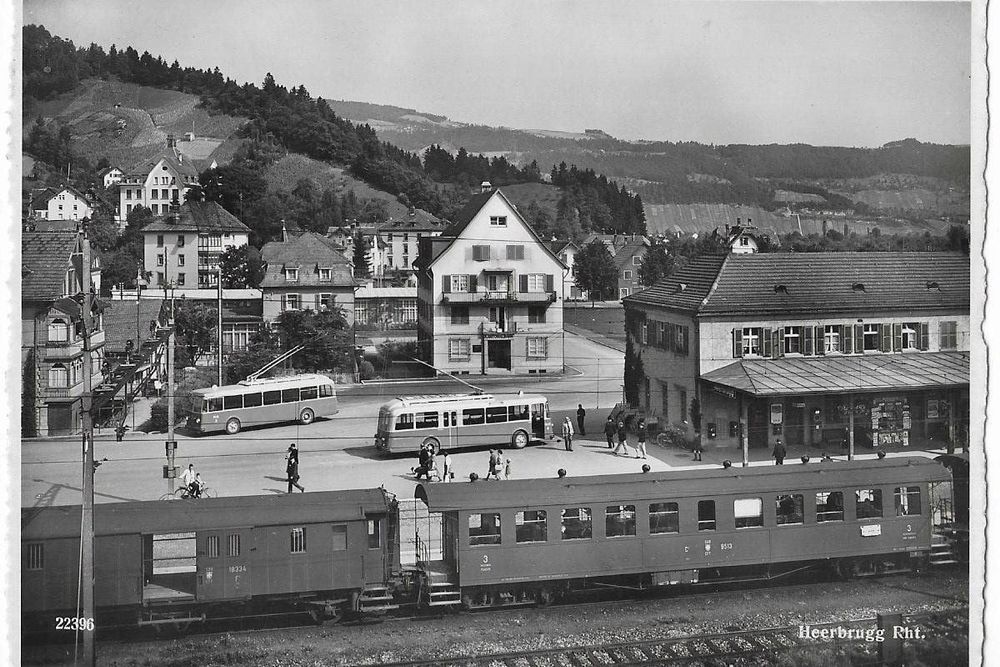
left=701, top=351, right=969, bottom=397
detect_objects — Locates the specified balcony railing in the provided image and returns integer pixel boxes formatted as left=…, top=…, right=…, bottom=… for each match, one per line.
left=480, top=321, right=517, bottom=337
left=443, top=290, right=556, bottom=304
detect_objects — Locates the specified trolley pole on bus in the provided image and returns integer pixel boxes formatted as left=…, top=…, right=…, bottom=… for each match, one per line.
left=80, top=233, right=96, bottom=666
left=217, top=267, right=223, bottom=385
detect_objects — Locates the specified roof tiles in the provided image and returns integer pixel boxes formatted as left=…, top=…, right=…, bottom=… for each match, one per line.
left=22, top=231, right=79, bottom=301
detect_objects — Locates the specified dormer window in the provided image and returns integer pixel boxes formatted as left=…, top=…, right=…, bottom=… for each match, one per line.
left=319, top=268, right=331, bottom=282
left=852, top=282, right=865, bottom=292
left=285, top=268, right=299, bottom=282
left=926, top=281, right=940, bottom=290
left=774, top=284, right=788, bottom=294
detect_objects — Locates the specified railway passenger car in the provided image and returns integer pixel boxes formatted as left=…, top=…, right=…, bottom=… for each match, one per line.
left=22, top=489, right=399, bottom=633
left=414, top=457, right=957, bottom=609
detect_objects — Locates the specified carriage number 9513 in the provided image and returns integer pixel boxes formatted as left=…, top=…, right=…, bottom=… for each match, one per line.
left=720, top=543, right=734, bottom=550
left=56, top=617, right=95, bottom=631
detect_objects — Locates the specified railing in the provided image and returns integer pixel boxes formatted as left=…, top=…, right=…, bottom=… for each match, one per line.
left=442, top=290, right=557, bottom=304
left=480, top=321, right=517, bottom=336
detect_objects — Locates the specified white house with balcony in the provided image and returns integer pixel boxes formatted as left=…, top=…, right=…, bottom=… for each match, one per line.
left=118, top=151, right=200, bottom=226
left=415, top=187, right=566, bottom=375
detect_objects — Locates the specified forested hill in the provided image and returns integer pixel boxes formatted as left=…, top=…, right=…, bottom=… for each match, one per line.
left=21, top=24, right=646, bottom=237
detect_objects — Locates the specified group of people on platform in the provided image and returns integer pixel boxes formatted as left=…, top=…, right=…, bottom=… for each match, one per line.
left=559, top=405, right=647, bottom=460
left=412, top=442, right=454, bottom=482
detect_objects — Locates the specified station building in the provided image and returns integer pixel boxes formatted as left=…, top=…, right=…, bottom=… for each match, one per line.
left=622, top=251, right=970, bottom=454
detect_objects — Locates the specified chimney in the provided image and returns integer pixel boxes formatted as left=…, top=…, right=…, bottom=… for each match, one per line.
left=408, top=206, right=416, bottom=219
left=281, top=220, right=288, bottom=242
left=480, top=181, right=492, bottom=194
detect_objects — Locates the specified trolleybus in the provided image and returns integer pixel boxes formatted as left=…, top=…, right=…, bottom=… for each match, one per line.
left=187, top=374, right=338, bottom=435
left=374, top=393, right=552, bottom=453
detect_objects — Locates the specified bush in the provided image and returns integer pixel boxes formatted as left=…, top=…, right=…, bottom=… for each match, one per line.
left=358, top=360, right=376, bottom=381
left=148, top=368, right=216, bottom=432
left=658, top=422, right=697, bottom=450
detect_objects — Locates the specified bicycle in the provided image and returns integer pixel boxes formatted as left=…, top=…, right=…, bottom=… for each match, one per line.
left=158, top=485, right=216, bottom=501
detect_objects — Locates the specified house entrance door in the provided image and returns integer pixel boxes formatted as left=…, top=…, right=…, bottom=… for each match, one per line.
left=487, top=340, right=511, bottom=370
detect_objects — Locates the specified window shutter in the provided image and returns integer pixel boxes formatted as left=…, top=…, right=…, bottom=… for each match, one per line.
left=441, top=275, right=451, bottom=293
left=842, top=324, right=852, bottom=353
left=664, top=323, right=674, bottom=352
left=545, top=274, right=554, bottom=292
left=733, top=329, right=743, bottom=358
left=803, top=326, right=814, bottom=355
left=814, top=326, right=825, bottom=356
left=315, top=294, right=321, bottom=311
left=525, top=337, right=530, bottom=357
left=919, top=322, right=929, bottom=350
left=469, top=275, right=478, bottom=292
left=880, top=323, right=892, bottom=352
left=519, top=274, right=528, bottom=292
left=762, top=329, right=772, bottom=358
left=281, top=295, right=287, bottom=311
left=854, top=324, right=864, bottom=352
left=892, top=323, right=902, bottom=351
left=774, top=329, right=783, bottom=358
left=681, top=326, right=689, bottom=356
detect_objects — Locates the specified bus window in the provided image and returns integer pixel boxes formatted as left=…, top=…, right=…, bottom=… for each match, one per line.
left=395, top=414, right=414, bottom=430
left=282, top=388, right=300, bottom=403
left=223, top=394, right=243, bottom=410
left=508, top=404, right=529, bottom=421
left=485, top=407, right=507, bottom=424
left=263, top=390, right=281, bottom=406
left=320, top=384, right=335, bottom=397
left=300, top=386, right=318, bottom=401
left=208, top=397, right=223, bottom=412
left=244, top=392, right=262, bottom=407
left=416, top=411, right=439, bottom=429
left=462, top=408, right=485, bottom=426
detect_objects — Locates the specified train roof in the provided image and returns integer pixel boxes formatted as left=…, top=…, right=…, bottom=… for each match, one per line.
left=416, top=457, right=951, bottom=511
left=193, top=374, right=334, bottom=397
left=380, top=392, right=547, bottom=409
left=22, top=489, right=392, bottom=541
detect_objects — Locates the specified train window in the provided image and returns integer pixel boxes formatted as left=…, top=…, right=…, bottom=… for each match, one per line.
left=515, top=510, right=548, bottom=543
left=395, top=413, right=414, bottom=430
left=300, top=386, right=318, bottom=401
left=894, top=486, right=921, bottom=516
left=227, top=534, right=241, bottom=557
left=320, top=384, right=335, bottom=397
left=485, top=406, right=508, bottom=424
left=855, top=489, right=883, bottom=519
left=776, top=494, right=804, bottom=525
left=206, top=535, right=220, bottom=559
left=697, top=500, right=716, bottom=531
left=415, top=411, right=439, bottom=429
left=816, top=491, right=844, bottom=522
left=734, top=498, right=764, bottom=528
left=290, top=527, right=307, bottom=553
left=25, top=543, right=43, bottom=570
left=244, top=392, right=262, bottom=407
left=282, top=388, right=300, bottom=403
left=508, top=404, right=530, bottom=421
left=368, top=519, right=382, bottom=549
left=605, top=505, right=637, bottom=538
left=649, top=502, right=679, bottom=534
left=462, top=408, right=486, bottom=426
left=208, top=397, right=223, bottom=412
left=332, top=524, right=347, bottom=551
left=560, top=507, right=592, bottom=540
left=469, top=513, right=501, bottom=546
left=263, top=390, right=281, bottom=406
left=223, top=394, right=243, bottom=410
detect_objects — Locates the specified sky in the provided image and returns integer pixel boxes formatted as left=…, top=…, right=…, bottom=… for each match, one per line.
left=19, top=0, right=972, bottom=146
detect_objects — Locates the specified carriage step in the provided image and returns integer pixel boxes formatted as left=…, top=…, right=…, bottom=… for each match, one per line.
left=429, top=591, right=462, bottom=601
left=429, top=581, right=456, bottom=588
left=930, top=557, right=960, bottom=565
left=426, top=599, right=461, bottom=607
left=360, top=603, right=400, bottom=612
left=361, top=593, right=394, bottom=602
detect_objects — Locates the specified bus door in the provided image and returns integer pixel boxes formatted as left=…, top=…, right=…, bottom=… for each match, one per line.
left=443, top=410, right=458, bottom=449
left=530, top=402, right=547, bottom=438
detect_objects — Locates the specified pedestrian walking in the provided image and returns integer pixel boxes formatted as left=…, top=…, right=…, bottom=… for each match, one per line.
left=636, top=419, right=648, bottom=459
left=576, top=404, right=587, bottom=435
left=692, top=438, right=704, bottom=461
left=772, top=439, right=786, bottom=465
left=614, top=419, right=629, bottom=457
left=414, top=443, right=433, bottom=480
left=503, top=452, right=512, bottom=480
left=561, top=417, right=574, bottom=451
left=286, top=443, right=305, bottom=492
left=442, top=449, right=453, bottom=482
left=115, top=423, right=128, bottom=442
left=604, top=416, right=616, bottom=449
left=486, top=449, right=497, bottom=479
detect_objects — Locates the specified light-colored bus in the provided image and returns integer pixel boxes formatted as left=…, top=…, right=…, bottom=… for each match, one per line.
left=374, top=393, right=553, bottom=454
left=187, top=374, right=338, bottom=435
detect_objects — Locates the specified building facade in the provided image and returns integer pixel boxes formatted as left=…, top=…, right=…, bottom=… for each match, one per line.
left=22, top=231, right=106, bottom=436
left=30, top=186, right=93, bottom=221
left=623, top=252, right=970, bottom=454
left=118, top=152, right=200, bottom=223
left=260, top=231, right=357, bottom=324
left=415, top=188, right=566, bottom=375
left=582, top=233, right=650, bottom=298
left=377, top=210, right=443, bottom=274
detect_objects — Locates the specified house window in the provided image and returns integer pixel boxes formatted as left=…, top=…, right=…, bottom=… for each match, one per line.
left=451, top=275, right=470, bottom=292
left=318, top=294, right=332, bottom=310
left=560, top=507, right=592, bottom=540
left=528, top=307, right=546, bottom=324
left=527, top=274, right=545, bottom=292
left=940, top=321, right=958, bottom=349
left=863, top=324, right=881, bottom=351
left=734, top=498, right=764, bottom=529
left=319, top=268, right=331, bottom=281
left=623, top=270, right=633, bottom=280
left=176, top=273, right=185, bottom=286
left=157, top=254, right=164, bottom=267
left=290, top=527, right=307, bottom=553
left=125, top=189, right=132, bottom=200
left=451, top=306, right=469, bottom=325
left=285, top=294, right=301, bottom=311
left=856, top=489, right=883, bottom=519
left=901, top=323, right=919, bottom=350
left=677, top=387, right=687, bottom=422
left=26, top=543, right=44, bottom=570
left=151, top=189, right=158, bottom=199
left=157, top=234, right=164, bottom=247
left=489, top=216, right=507, bottom=227
left=469, top=513, right=501, bottom=546
left=402, top=299, right=417, bottom=321
left=48, top=318, right=69, bottom=343
left=285, top=268, right=299, bottom=282
left=48, top=363, right=68, bottom=388
left=527, top=337, right=547, bottom=358
left=776, top=494, right=804, bottom=525
left=449, top=338, right=471, bottom=360
left=619, top=288, right=630, bottom=298
left=632, top=255, right=642, bottom=266
left=824, top=325, right=841, bottom=353
left=178, top=254, right=185, bottom=266
left=648, top=502, right=679, bottom=534
left=151, top=204, right=159, bottom=214
left=783, top=326, right=802, bottom=354
left=742, top=327, right=762, bottom=356
left=472, top=245, right=491, bottom=261
left=177, top=235, right=185, bottom=247
left=515, top=510, right=547, bottom=543
left=506, top=245, right=524, bottom=260
left=605, top=505, right=636, bottom=538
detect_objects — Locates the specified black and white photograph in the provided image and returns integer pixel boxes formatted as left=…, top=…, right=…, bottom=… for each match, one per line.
left=3, top=1, right=990, bottom=664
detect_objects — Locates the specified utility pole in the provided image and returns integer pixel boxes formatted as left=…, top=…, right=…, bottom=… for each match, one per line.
left=217, top=267, right=223, bottom=385
left=80, top=232, right=96, bottom=666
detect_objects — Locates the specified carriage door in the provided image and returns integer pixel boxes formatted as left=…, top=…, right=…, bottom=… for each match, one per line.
left=330, top=523, right=357, bottom=588
left=443, top=410, right=458, bottom=450
left=199, top=528, right=252, bottom=600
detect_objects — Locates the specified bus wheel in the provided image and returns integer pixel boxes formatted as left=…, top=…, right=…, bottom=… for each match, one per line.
left=511, top=430, right=529, bottom=449
left=422, top=437, right=440, bottom=452
left=300, top=408, right=315, bottom=425
left=225, top=418, right=241, bottom=435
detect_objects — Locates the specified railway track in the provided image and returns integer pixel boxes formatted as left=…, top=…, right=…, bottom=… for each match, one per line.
left=375, top=608, right=968, bottom=667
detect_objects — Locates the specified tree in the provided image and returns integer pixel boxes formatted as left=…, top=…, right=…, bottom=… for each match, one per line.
left=574, top=240, right=618, bottom=303
left=85, top=214, right=120, bottom=252
left=219, top=244, right=264, bottom=288
left=224, top=327, right=281, bottom=383
left=173, top=299, right=218, bottom=363
left=352, top=233, right=371, bottom=278
left=638, top=245, right=675, bottom=286
left=275, top=307, right=352, bottom=372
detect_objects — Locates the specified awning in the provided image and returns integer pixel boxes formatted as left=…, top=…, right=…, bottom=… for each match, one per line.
left=701, top=351, right=969, bottom=397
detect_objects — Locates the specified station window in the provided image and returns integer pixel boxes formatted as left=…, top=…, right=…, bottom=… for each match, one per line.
left=734, top=498, right=764, bottom=528
left=368, top=518, right=382, bottom=549
left=855, top=489, right=883, bottom=519
left=894, top=486, right=921, bottom=516
left=332, top=524, right=347, bottom=551
left=776, top=494, right=804, bottom=525
left=605, top=505, right=636, bottom=538
left=560, top=507, right=592, bottom=540
left=415, top=411, right=439, bottom=429
left=816, top=491, right=844, bottom=523
left=206, top=535, right=220, bottom=559
left=515, top=510, right=547, bottom=543
left=697, top=500, right=716, bottom=531
left=227, top=534, right=241, bottom=557
left=290, top=527, right=307, bottom=553
left=648, top=502, right=679, bottom=534
left=25, top=543, right=43, bottom=570
left=395, top=413, right=414, bottom=430
left=469, top=513, right=501, bottom=546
